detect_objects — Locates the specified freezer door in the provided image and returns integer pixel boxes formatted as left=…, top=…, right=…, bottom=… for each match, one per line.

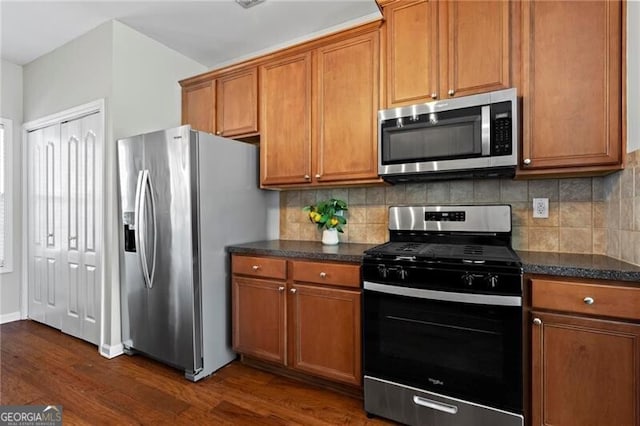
left=117, top=125, right=202, bottom=375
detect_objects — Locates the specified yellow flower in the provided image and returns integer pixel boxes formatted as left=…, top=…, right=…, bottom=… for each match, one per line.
left=329, top=217, right=339, bottom=226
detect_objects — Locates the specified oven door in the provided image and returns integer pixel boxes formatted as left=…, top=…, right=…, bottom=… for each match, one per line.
left=363, top=282, right=522, bottom=414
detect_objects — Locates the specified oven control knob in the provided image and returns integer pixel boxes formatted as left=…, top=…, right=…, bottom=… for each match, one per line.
left=462, top=273, right=475, bottom=286
left=398, top=268, right=409, bottom=280
left=377, top=264, right=389, bottom=278
left=487, top=274, right=499, bottom=289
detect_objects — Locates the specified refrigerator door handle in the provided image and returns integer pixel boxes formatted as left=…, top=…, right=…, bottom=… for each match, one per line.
left=145, top=171, right=158, bottom=289
left=134, top=170, right=147, bottom=286
left=135, top=170, right=157, bottom=289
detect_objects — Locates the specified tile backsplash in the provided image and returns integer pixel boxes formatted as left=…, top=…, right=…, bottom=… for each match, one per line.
left=605, top=150, right=640, bottom=266
left=280, top=151, right=639, bottom=267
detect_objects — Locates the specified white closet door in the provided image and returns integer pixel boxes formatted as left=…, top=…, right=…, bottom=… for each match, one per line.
left=60, top=113, right=101, bottom=345
left=27, top=123, right=63, bottom=329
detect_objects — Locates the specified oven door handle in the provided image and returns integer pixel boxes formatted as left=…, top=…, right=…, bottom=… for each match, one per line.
left=412, top=396, right=458, bottom=415
left=363, top=281, right=522, bottom=307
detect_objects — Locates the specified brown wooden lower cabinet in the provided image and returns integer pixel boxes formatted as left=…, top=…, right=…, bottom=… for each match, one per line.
left=289, top=283, right=361, bottom=386
left=231, top=254, right=362, bottom=388
left=232, top=276, right=286, bottom=365
left=531, top=312, right=640, bottom=426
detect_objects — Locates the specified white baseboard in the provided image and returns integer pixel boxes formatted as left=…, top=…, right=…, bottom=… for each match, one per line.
left=0, top=311, right=22, bottom=324
left=100, top=342, right=124, bottom=359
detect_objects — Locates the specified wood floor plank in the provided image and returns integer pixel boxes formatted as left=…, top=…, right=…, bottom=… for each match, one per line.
left=1, top=321, right=396, bottom=425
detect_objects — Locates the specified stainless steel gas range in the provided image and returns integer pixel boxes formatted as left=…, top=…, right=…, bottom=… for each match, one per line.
left=362, top=205, right=524, bottom=426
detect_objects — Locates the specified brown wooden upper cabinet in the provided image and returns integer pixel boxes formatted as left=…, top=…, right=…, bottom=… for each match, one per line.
left=382, top=0, right=512, bottom=108
left=260, top=28, right=381, bottom=188
left=216, top=68, right=259, bottom=138
left=182, top=79, right=216, bottom=134
left=520, top=0, right=624, bottom=175
left=180, top=66, right=259, bottom=139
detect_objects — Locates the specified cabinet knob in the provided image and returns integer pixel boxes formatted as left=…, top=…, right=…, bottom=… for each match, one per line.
left=431, top=93, right=437, bottom=99
left=304, top=174, right=311, bottom=180
left=315, top=174, right=321, bottom=179
left=583, top=296, right=595, bottom=305
left=533, top=318, right=542, bottom=325
left=319, top=272, right=327, bottom=278
left=448, top=89, right=455, bottom=96
left=523, top=158, right=532, bottom=165
left=290, top=288, right=297, bottom=294
left=278, top=286, right=285, bottom=292
left=216, top=131, right=221, bottom=135
left=252, top=265, right=260, bottom=271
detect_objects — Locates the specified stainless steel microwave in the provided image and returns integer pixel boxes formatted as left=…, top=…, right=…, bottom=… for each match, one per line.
left=378, top=88, right=518, bottom=183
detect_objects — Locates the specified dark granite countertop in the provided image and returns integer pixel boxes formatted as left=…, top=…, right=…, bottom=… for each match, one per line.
left=227, top=240, right=640, bottom=283
left=517, top=251, right=640, bottom=283
left=226, top=240, right=377, bottom=263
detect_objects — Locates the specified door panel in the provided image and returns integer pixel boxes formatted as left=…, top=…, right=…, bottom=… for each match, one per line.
left=260, top=53, right=312, bottom=186
left=60, top=113, right=101, bottom=344
left=385, top=0, right=438, bottom=107
left=182, top=80, right=215, bottom=133
left=289, top=283, right=361, bottom=386
left=232, top=276, right=286, bottom=365
left=444, top=0, right=511, bottom=97
left=217, top=68, right=258, bottom=137
left=532, top=312, right=640, bottom=426
left=28, top=124, right=62, bottom=329
left=314, top=32, right=379, bottom=183
left=118, top=126, right=197, bottom=372
left=521, top=0, right=622, bottom=171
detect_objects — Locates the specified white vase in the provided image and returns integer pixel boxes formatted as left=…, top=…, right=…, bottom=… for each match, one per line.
left=322, top=228, right=339, bottom=245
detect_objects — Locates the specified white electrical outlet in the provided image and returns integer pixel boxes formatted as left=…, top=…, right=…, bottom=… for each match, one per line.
left=533, top=198, right=549, bottom=218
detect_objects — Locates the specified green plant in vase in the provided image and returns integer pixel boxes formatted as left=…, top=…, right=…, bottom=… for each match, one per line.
left=303, top=198, right=348, bottom=244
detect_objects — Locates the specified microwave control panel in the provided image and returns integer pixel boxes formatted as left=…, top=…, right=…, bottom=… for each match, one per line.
left=491, top=101, right=513, bottom=156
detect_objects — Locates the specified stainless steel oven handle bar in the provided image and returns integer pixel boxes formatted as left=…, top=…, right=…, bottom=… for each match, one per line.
left=412, top=396, right=458, bottom=415
left=364, top=281, right=522, bottom=307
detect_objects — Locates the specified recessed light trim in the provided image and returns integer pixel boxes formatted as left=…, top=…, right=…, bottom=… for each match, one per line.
left=235, top=0, right=266, bottom=9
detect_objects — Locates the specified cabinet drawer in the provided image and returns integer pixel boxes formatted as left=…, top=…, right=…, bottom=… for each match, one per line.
left=532, top=279, right=640, bottom=321
left=232, top=255, right=286, bottom=280
left=292, top=261, right=360, bottom=289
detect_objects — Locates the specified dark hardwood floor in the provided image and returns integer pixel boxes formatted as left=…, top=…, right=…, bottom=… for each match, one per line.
left=0, top=320, right=394, bottom=425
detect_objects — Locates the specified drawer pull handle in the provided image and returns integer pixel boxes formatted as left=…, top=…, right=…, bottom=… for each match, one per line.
left=583, top=297, right=595, bottom=305
left=533, top=318, right=542, bottom=325
left=319, top=272, right=327, bottom=278
left=252, top=265, right=260, bottom=271
left=278, top=286, right=285, bottom=292
left=290, top=288, right=297, bottom=294
left=412, top=395, right=458, bottom=414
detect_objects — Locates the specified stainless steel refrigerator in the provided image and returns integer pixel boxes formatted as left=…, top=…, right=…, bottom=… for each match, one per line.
left=116, top=125, right=278, bottom=381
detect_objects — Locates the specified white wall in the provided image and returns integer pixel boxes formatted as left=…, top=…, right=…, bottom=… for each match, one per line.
left=23, top=22, right=113, bottom=123
left=628, top=0, right=639, bottom=153
left=0, top=60, right=24, bottom=320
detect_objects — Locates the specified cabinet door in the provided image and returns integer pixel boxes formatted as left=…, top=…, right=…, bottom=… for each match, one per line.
left=182, top=79, right=216, bottom=133
left=260, top=53, right=312, bottom=186
left=232, top=277, right=286, bottom=365
left=289, top=283, right=361, bottom=386
left=314, top=31, right=379, bottom=183
left=216, top=68, right=258, bottom=138
left=442, top=0, right=511, bottom=98
left=531, top=312, right=640, bottom=426
left=521, top=0, right=622, bottom=172
left=384, top=0, right=438, bottom=107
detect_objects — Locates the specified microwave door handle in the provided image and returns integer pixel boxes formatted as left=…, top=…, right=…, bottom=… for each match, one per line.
left=481, top=105, right=491, bottom=156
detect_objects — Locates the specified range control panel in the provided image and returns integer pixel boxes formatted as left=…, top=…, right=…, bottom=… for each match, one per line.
left=425, top=211, right=466, bottom=222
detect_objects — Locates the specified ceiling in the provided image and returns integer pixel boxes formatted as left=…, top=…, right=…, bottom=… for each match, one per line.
left=0, top=0, right=381, bottom=68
